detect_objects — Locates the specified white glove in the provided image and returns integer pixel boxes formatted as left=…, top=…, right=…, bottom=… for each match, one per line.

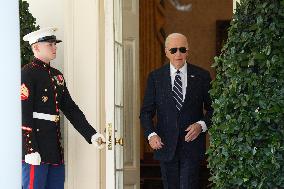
left=91, top=133, right=106, bottom=149
left=25, top=152, right=41, bottom=165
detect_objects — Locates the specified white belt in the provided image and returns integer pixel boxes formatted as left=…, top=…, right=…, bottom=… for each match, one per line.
left=33, top=112, right=60, bottom=123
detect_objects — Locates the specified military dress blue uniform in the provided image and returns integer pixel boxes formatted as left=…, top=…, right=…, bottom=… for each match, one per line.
left=21, top=58, right=97, bottom=189
left=21, top=28, right=98, bottom=189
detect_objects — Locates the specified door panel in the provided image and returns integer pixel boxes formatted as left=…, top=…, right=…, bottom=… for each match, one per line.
left=123, top=0, right=140, bottom=188
left=105, top=0, right=139, bottom=188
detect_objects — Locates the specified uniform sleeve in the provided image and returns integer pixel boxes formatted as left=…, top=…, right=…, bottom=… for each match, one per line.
left=60, top=84, right=97, bottom=143
left=21, top=69, right=40, bottom=155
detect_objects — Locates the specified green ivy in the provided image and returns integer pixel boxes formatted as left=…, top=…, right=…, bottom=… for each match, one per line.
left=207, top=0, right=284, bottom=188
left=19, top=0, right=39, bottom=67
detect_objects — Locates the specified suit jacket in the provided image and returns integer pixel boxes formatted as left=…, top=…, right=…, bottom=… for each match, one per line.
left=140, top=62, right=213, bottom=162
left=21, top=58, right=96, bottom=164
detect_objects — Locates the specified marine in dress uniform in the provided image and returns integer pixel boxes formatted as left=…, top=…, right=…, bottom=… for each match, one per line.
left=21, top=27, right=105, bottom=189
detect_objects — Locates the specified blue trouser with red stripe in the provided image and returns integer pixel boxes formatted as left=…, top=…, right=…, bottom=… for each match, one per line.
left=22, top=162, right=65, bottom=189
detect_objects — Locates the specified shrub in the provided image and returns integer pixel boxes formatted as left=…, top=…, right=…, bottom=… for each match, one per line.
left=207, top=0, right=284, bottom=188
left=19, top=0, right=39, bottom=67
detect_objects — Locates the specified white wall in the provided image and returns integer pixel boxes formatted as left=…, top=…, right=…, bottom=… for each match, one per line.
left=26, top=0, right=64, bottom=71
left=0, top=0, right=21, bottom=188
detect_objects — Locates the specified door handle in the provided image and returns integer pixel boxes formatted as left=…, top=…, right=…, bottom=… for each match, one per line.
left=115, top=137, right=124, bottom=146
left=97, top=137, right=106, bottom=145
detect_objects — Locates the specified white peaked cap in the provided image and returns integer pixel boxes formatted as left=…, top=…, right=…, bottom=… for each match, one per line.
left=23, top=27, right=62, bottom=45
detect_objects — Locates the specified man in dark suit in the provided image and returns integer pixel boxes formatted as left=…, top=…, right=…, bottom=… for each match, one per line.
left=140, top=33, right=213, bottom=189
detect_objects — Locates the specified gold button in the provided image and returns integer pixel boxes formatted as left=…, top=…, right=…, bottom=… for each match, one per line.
left=44, top=89, right=47, bottom=92
left=55, top=115, right=60, bottom=123
left=42, top=96, right=48, bottom=103
left=29, top=141, right=31, bottom=143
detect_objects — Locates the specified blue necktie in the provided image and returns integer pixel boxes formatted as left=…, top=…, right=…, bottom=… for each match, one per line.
left=173, top=70, right=183, bottom=111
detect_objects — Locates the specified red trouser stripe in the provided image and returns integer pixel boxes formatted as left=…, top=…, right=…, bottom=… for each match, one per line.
left=29, top=165, right=35, bottom=189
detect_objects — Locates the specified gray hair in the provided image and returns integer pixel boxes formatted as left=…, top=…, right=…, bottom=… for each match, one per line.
left=165, top=33, right=188, bottom=48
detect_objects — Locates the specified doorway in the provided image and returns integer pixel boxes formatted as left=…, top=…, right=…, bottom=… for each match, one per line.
left=139, top=0, right=233, bottom=188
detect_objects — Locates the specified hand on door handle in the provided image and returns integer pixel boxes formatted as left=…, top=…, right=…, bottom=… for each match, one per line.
left=97, top=137, right=106, bottom=145
left=91, top=133, right=106, bottom=149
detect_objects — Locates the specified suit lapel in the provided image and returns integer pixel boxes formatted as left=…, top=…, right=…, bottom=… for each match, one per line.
left=182, top=63, right=196, bottom=109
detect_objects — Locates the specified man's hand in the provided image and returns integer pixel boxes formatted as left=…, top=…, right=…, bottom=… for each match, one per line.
left=91, top=133, right=106, bottom=149
left=25, top=152, right=41, bottom=165
left=185, top=123, right=202, bottom=142
left=149, top=135, right=164, bottom=150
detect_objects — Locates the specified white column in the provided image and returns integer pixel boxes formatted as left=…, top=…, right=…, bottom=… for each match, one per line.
left=0, top=0, right=21, bottom=188
left=233, top=0, right=240, bottom=12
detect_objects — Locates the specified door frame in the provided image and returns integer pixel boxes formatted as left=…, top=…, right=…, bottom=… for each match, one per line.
left=104, top=0, right=140, bottom=188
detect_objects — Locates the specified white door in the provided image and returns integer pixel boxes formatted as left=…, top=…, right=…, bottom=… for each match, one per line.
left=105, top=0, right=140, bottom=189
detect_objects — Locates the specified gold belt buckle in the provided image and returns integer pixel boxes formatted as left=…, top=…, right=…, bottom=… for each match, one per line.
left=54, top=115, right=60, bottom=123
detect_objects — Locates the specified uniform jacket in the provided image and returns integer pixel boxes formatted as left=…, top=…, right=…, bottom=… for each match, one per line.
left=140, top=63, right=213, bottom=162
left=21, top=58, right=97, bottom=164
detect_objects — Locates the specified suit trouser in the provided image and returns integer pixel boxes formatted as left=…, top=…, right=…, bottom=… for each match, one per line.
left=160, top=143, right=200, bottom=189
left=22, top=162, right=65, bottom=189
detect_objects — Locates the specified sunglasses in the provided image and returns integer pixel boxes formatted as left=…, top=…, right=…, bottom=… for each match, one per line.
left=168, top=47, right=188, bottom=54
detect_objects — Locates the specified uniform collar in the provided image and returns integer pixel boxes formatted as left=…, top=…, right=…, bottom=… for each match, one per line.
left=33, top=57, right=51, bottom=69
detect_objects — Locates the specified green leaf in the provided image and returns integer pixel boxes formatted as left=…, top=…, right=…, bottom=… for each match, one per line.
left=254, top=53, right=266, bottom=60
